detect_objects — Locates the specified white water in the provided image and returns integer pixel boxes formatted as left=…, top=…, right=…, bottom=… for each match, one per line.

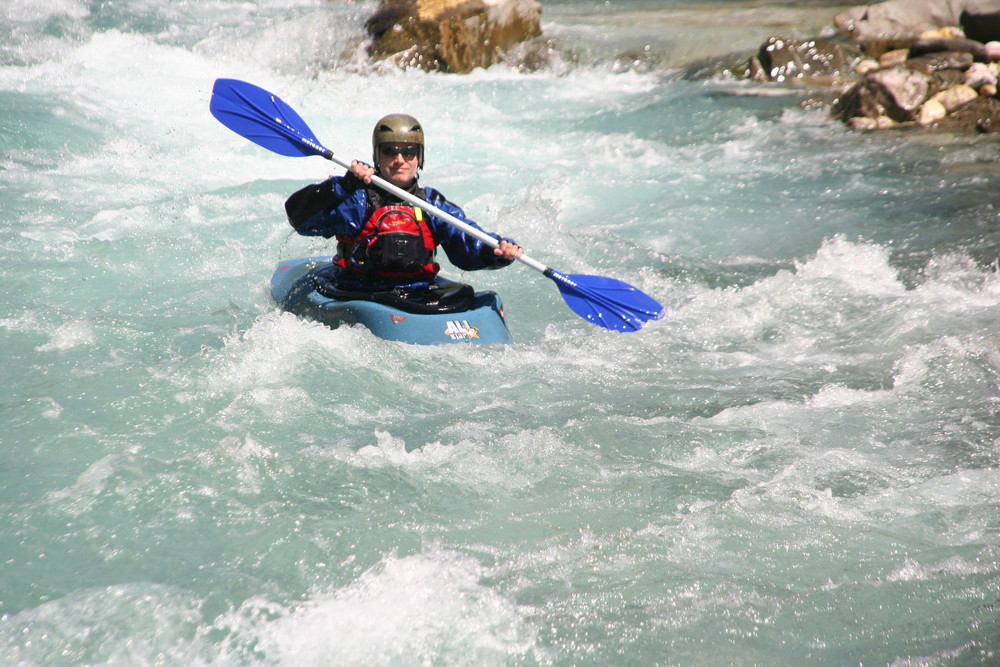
left=2, top=0, right=999, bottom=664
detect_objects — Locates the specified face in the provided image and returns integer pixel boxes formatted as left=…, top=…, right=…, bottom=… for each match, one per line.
left=377, top=143, right=420, bottom=188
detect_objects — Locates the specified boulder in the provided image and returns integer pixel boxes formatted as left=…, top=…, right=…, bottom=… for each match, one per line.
left=750, top=37, right=861, bottom=84
left=960, top=7, right=1000, bottom=43
left=835, top=0, right=962, bottom=42
left=835, top=0, right=1000, bottom=54
left=365, top=0, right=543, bottom=73
left=833, top=65, right=934, bottom=123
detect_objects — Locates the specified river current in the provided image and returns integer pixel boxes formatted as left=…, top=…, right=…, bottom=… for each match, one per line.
left=2, top=0, right=999, bottom=664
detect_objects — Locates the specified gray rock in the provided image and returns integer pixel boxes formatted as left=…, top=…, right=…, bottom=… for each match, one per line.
left=833, top=65, right=934, bottom=123
left=836, top=0, right=1000, bottom=43
left=835, top=0, right=963, bottom=42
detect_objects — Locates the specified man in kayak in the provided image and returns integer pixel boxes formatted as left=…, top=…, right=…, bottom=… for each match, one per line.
left=284, top=113, right=522, bottom=296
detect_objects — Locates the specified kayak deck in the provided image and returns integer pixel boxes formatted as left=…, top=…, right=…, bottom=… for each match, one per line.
left=270, top=257, right=512, bottom=345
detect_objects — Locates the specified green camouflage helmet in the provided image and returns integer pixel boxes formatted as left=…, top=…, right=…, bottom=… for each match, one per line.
left=372, top=113, right=424, bottom=167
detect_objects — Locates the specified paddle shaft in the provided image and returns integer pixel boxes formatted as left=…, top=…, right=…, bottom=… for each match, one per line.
left=320, top=152, right=551, bottom=276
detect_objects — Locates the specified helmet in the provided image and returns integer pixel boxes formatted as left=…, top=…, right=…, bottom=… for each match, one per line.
left=372, top=113, right=424, bottom=167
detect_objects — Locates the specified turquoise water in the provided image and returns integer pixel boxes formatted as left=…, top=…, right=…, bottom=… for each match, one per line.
left=2, top=0, right=999, bottom=664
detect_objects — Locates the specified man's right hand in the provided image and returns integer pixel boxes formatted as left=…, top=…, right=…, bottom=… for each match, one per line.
left=350, top=160, right=375, bottom=184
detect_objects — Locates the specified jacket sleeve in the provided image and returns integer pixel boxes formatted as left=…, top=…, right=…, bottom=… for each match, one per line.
left=423, top=188, right=517, bottom=271
left=284, top=173, right=368, bottom=238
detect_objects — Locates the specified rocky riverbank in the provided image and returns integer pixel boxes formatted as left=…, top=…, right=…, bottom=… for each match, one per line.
left=733, top=0, right=1000, bottom=132
left=357, top=0, right=1000, bottom=132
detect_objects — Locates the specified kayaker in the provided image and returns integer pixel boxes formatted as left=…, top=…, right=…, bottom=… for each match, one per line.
left=284, top=113, right=523, bottom=294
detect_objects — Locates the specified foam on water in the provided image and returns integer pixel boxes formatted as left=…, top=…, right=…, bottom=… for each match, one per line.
left=3, top=555, right=538, bottom=665
left=0, top=583, right=208, bottom=665
left=215, top=549, right=541, bottom=665
left=35, top=319, right=97, bottom=351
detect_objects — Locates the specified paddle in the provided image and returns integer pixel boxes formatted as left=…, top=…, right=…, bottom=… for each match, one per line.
left=209, top=78, right=664, bottom=332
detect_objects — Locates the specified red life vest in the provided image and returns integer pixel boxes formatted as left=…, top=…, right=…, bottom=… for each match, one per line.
left=335, top=204, right=438, bottom=281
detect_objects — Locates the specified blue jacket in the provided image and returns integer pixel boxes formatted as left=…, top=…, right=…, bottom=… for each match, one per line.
left=285, top=173, right=517, bottom=273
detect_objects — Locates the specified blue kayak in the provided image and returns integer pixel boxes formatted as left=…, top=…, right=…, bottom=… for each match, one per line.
left=270, top=257, right=512, bottom=345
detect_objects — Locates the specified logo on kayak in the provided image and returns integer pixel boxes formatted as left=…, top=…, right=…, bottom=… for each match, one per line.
left=390, top=314, right=407, bottom=324
left=444, top=320, right=480, bottom=340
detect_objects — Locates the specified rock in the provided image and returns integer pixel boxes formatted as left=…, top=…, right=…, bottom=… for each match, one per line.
left=750, top=37, right=862, bottom=84
left=909, top=36, right=987, bottom=60
left=960, top=7, right=1000, bottom=43
left=836, top=1, right=1000, bottom=49
left=365, top=0, right=543, bottom=73
left=931, top=83, right=980, bottom=111
left=834, top=65, right=933, bottom=123
left=871, top=66, right=934, bottom=118
left=835, top=0, right=963, bottom=43
left=859, top=37, right=922, bottom=59
left=934, top=66, right=973, bottom=89
left=856, top=57, right=881, bottom=74
left=918, top=97, right=948, bottom=123
left=986, top=40, right=1000, bottom=59
left=906, top=50, right=975, bottom=73
left=964, top=61, right=998, bottom=87
left=879, top=48, right=910, bottom=67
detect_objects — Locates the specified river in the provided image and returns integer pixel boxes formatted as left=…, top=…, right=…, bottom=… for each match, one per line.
left=2, top=0, right=999, bottom=664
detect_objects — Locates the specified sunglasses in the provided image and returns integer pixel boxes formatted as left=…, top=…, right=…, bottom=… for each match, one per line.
left=379, top=145, right=420, bottom=159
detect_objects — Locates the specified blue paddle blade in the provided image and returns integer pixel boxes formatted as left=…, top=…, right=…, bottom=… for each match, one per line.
left=548, top=270, right=664, bottom=332
left=209, top=78, right=331, bottom=159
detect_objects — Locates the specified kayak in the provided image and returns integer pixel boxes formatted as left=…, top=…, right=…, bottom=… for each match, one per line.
left=270, top=257, right=512, bottom=344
